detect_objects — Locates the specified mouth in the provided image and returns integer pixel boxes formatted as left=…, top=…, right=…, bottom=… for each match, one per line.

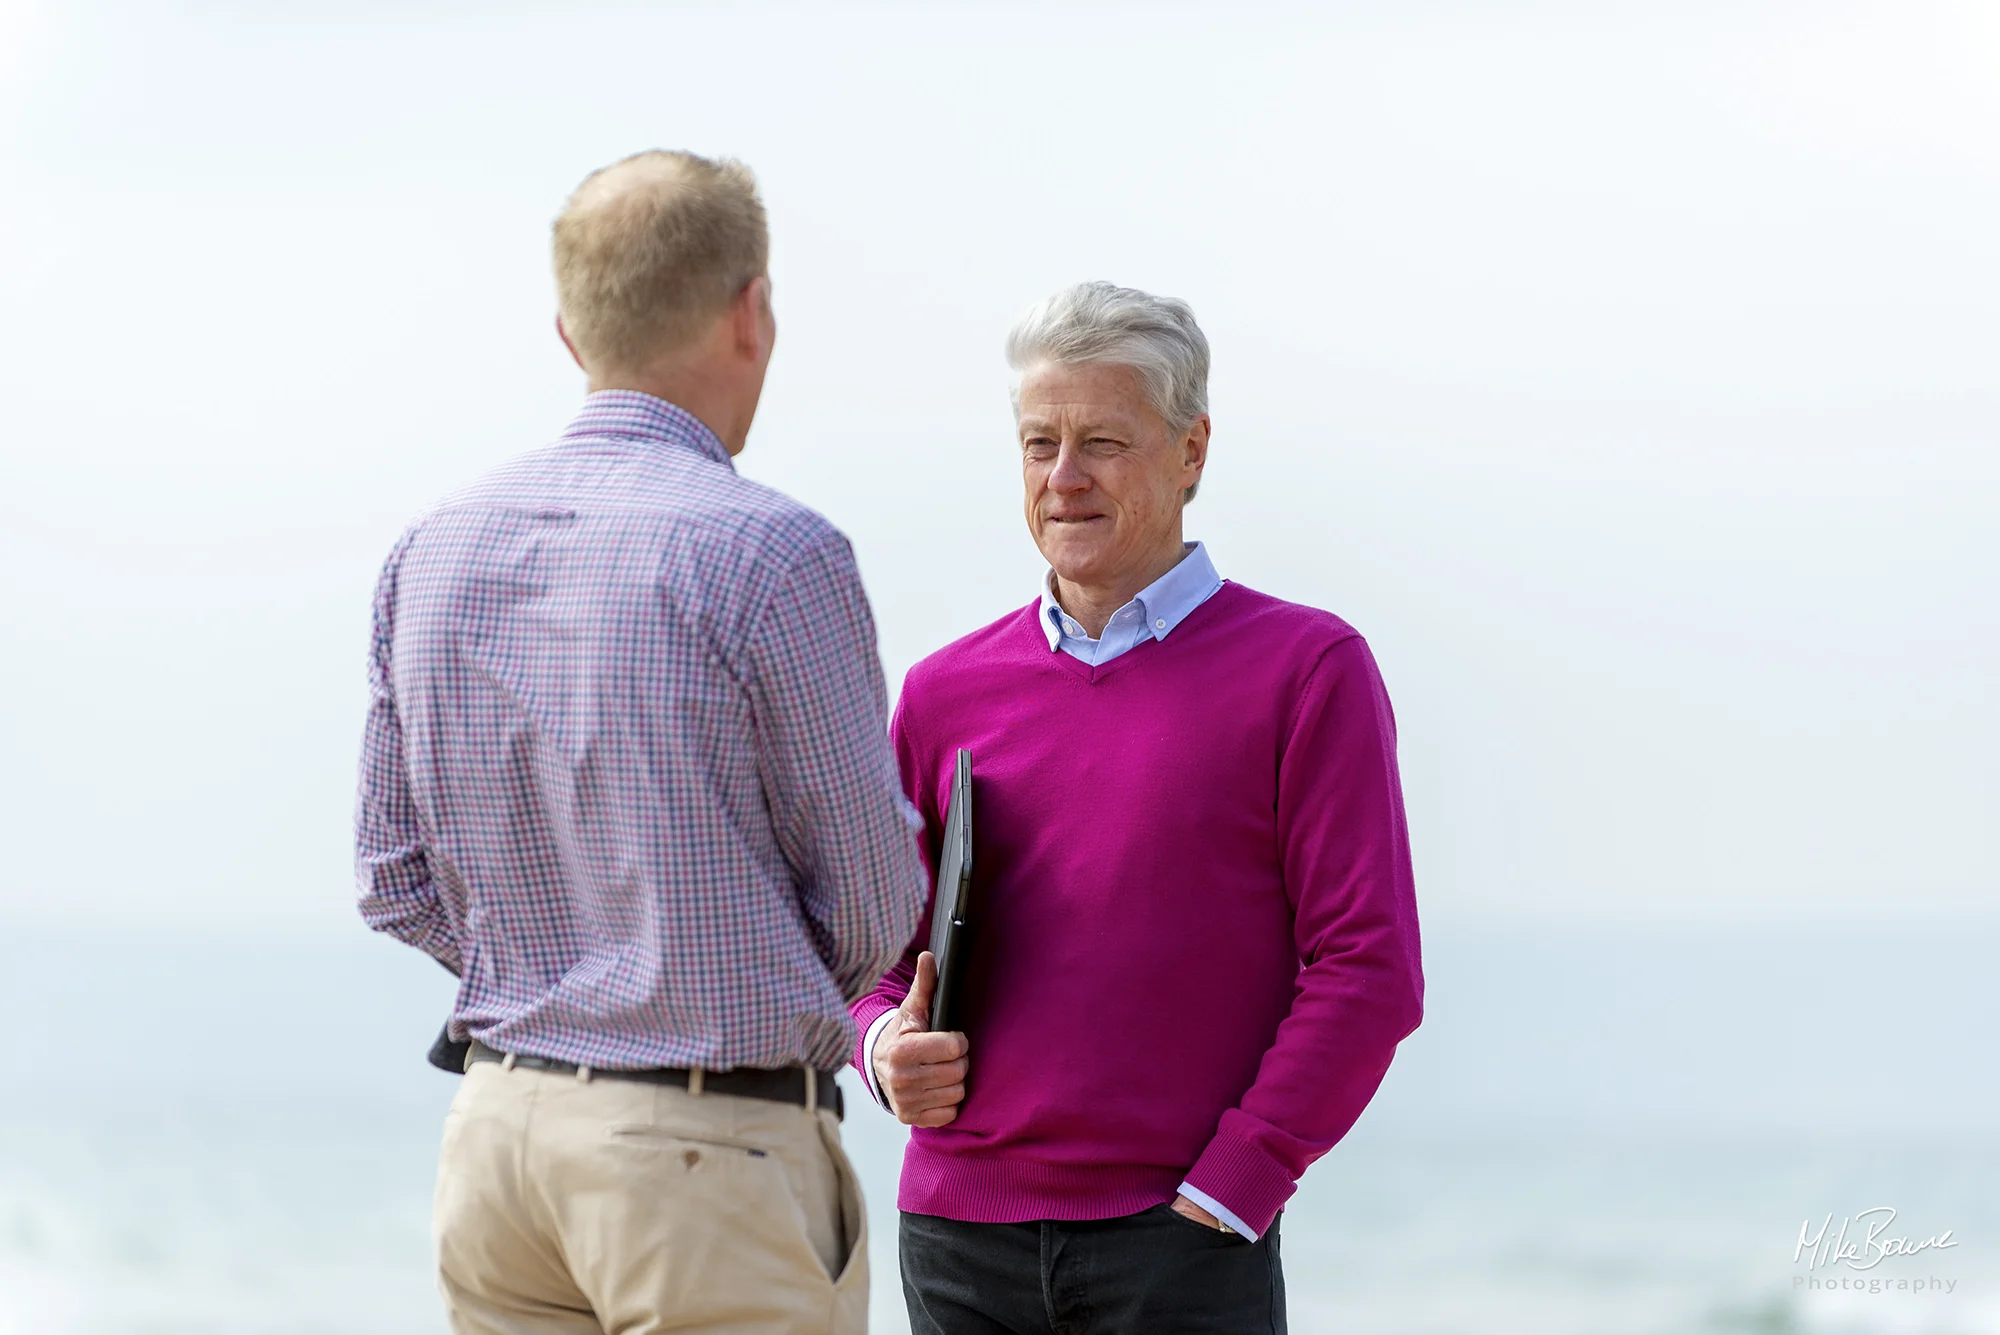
left=1044, top=513, right=1105, bottom=526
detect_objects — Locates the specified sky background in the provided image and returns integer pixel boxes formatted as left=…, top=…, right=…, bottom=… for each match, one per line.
left=1, top=0, right=1995, bottom=937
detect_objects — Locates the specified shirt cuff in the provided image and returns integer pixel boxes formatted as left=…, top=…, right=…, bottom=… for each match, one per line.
left=859, top=1009, right=899, bottom=1110
left=1175, top=1182, right=1260, bottom=1242
left=1183, top=1113, right=1301, bottom=1239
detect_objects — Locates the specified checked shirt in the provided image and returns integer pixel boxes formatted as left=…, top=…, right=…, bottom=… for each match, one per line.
left=355, top=391, right=926, bottom=1072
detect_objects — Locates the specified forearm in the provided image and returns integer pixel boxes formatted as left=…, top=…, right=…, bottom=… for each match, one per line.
left=355, top=563, right=461, bottom=975
left=1183, top=946, right=1420, bottom=1235
left=357, top=848, right=463, bottom=974
left=802, top=797, right=928, bottom=1001
left=848, top=899, right=935, bottom=1110
left=857, top=1009, right=900, bottom=1108
left=848, top=676, right=944, bottom=1109
left=849, top=942, right=920, bottom=1075
left=743, top=533, right=929, bottom=998
left=1185, top=632, right=1424, bottom=1237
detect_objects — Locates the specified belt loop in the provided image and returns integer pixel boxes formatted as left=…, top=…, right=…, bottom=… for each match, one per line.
left=501, top=1052, right=518, bottom=1072
left=688, top=1068, right=704, bottom=1098
left=576, top=1064, right=592, bottom=1083
left=803, top=1064, right=818, bottom=1116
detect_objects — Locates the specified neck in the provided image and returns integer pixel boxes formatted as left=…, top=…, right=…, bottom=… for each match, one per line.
left=588, top=340, right=753, bottom=455
left=1053, top=534, right=1190, bottom=639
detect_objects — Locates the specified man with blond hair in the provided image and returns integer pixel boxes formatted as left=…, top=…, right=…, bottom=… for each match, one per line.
left=857, top=282, right=1424, bottom=1334
left=356, top=149, right=926, bottom=1333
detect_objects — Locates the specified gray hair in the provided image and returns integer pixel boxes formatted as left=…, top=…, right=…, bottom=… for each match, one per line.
left=1005, top=282, right=1212, bottom=499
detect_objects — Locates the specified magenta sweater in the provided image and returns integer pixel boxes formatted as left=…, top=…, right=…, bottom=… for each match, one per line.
left=850, top=582, right=1423, bottom=1237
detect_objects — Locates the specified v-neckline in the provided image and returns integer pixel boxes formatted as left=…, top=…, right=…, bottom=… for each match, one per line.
left=1042, top=622, right=1166, bottom=685
left=1027, top=580, right=1233, bottom=684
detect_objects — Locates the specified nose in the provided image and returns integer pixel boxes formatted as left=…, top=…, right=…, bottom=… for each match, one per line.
left=1047, top=441, right=1090, bottom=494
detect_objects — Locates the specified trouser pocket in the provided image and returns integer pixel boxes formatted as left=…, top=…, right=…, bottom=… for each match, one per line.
left=817, top=1115, right=869, bottom=1290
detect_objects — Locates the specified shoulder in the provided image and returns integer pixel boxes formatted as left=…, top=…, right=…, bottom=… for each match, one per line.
left=425, top=444, right=849, bottom=575
left=423, top=441, right=569, bottom=515
left=740, top=479, right=848, bottom=558
left=1206, top=582, right=1367, bottom=660
left=1199, top=584, right=1394, bottom=717
left=679, top=470, right=850, bottom=579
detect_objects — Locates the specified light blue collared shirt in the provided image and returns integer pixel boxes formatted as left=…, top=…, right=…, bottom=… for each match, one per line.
left=1039, top=541, right=1224, bottom=666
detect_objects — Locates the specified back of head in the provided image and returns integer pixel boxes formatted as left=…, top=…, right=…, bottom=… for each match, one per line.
left=553, top=150, right=769, bottom=373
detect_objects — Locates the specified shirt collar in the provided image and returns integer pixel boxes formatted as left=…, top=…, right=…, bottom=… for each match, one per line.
left=1039, top=541, right=1224, bottom=650
left=559, top=390, right=732, bottom=468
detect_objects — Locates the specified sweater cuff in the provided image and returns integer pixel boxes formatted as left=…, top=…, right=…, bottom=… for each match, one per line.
left=1183, top=1118, right=1300, bottom=1239
left=858, top=1010, right=899, bottom=1110
left=849, top=995, right=899, bottom=1083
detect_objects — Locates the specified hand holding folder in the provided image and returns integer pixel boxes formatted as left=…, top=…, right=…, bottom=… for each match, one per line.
left=872, top=749, right=976, bottom=1125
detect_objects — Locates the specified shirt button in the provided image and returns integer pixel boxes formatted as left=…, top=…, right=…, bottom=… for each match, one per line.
left=1155, top=619, right=1167, bottom=629
left=1065, top=620, right=1080, bottom=635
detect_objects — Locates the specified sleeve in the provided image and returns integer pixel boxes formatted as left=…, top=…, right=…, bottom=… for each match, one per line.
left=354, top=534, right=463, bottom=974
left=858, top=1010, right=903, bottom=1109
left=846, top=682, right=944, bottom=1097
left=1181, top=634, right=1425, bottom=1237
left=737, top=531, right=930, bottom=1003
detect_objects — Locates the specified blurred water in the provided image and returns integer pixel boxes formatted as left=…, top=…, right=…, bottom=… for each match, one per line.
left=1, top=924, right=1993, bottom=1334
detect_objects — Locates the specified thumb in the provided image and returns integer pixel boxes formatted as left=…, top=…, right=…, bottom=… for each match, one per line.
left=899, top=951, right=938, bottom=1031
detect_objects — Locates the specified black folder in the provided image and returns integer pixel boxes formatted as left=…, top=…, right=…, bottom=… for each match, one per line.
left=925, top=749, right=975, bottom=1033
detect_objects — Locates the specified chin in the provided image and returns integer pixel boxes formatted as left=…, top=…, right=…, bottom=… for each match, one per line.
left=1040, top=535, right=1120, bottom=579
left=1047, top=555, right=1115, bottom=588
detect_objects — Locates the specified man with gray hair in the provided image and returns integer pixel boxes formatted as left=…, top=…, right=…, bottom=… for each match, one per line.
left=853, top=282, right=1425, bottom=1333
left=356, top=149, right=927, bottom=1333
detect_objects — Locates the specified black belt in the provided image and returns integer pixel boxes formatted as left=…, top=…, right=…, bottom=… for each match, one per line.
left=466, top=1039, right=843, bottom=1121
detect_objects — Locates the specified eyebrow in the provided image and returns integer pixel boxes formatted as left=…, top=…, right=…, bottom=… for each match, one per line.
left=1017, top=414, right=1136, bottom=436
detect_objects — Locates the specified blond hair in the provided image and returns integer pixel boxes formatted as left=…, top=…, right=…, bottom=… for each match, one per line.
left=553, top=150, right=769, bottom=370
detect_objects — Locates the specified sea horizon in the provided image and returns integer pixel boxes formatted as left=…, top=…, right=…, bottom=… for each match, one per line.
left=3, top=920, right=1994, bottom=1333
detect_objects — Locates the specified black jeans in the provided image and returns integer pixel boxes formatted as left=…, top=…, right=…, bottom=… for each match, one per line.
left=900, top=1205, right=1285, bottom=1335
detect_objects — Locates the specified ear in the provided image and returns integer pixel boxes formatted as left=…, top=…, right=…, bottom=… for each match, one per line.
left=730, top=275, right=774, bottom=359
left=1181, top=413, right=1211, bottom=488
left=555, top=314, right=586, bottom=372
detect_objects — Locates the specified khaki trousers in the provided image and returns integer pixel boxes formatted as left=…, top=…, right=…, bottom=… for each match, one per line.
left=434, top=1059, right=868, bottom=1334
